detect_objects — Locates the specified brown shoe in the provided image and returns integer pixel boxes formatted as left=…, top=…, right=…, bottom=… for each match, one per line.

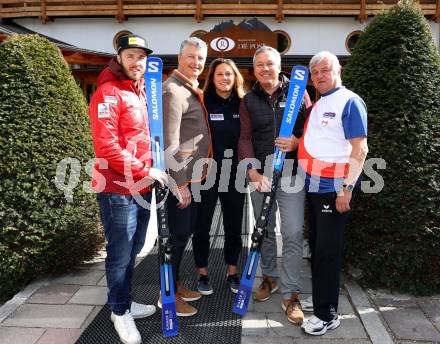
left=281, top=293, right=304, bottom=325
left=157, top=293, right=197, bottom=317
left=177, top=281, right=202, bottom=302
left=254, top=276, right=278, bottom=302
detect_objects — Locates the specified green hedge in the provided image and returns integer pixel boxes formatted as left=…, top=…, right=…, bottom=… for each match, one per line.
left=0, top=35, right=103, bottom=302
left=342, top=0, right=440, bottom=294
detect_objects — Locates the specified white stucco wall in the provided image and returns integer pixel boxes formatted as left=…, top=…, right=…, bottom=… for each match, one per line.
left=430, top=21, right=440, bottom=49
left=15, top=16, right=439, bottom=56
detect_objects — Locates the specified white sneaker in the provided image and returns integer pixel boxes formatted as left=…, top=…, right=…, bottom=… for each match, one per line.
left=110, top=310, right=141, bottom=344
left=130, top=301, right=156, bottom=319
left=301, top=296, right=314, bottom=312
left=301, top=315, right=340, bottom=336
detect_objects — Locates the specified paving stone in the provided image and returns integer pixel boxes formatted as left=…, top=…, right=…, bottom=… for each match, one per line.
left=247, top=295, right=255, bottom=312
left=0, top=298, right=26, bottom=324
left=242, top=335, right=293, bottom=344
left=418, top=298, right=440, bottom=324
left=77, top=261, right=105, bottom=271
left=97, top=275, right=107, bottom=287
left=292, top=339, right=371, bottom=344
left=68, top=286, right=107, bottom=305
left=0, top=327, right=45, bottom=344
left=242, top=312, right=268, bottom=336
left=0, top=279, right=50, bottom=323
left=299, top=276, right=312, bottom=294
left=255, top=264, right=262, bottom=278
left=338, top=294, right=354, bottom=315
left=35, top=328, right=82, bottom=344
left=380, top=306, right=440, bottom=342
left=2, top=304, right=94, bottom=328
left=253, top=293, right=283, bottom=313
left=368, top=289, right=418, bottom=307
left=50, top=270, right=104, bottom=286
left=81, top=249, right=106, bottom=263
left=267, top=312, right=303, bottom=337
left=346, top=280, right=393, bottom=344
left=27, top=284, right=80, bottom=304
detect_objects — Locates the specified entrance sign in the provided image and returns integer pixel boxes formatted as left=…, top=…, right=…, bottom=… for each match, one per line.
left=202, top=18, right=278, bottom=57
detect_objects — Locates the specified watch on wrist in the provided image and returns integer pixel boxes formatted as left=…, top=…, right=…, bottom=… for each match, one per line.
left=343, top=183, right=354, bottom=192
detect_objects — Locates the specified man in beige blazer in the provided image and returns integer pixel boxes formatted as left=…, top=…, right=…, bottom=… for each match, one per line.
left=158, top=37, right=212, bottom=317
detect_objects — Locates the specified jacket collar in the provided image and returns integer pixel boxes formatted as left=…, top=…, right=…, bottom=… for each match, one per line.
left=171, top=70, right=203, bottom=98
left=206, top=88, right=239, bottom=104
left=252, top=73, right=290, bottom=98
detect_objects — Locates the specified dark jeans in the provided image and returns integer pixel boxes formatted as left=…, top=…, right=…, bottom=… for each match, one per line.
left=192, top=181, right=245, bottom=269
left=97, top=192, right=152, bottom=315
left=307, top=192, right=352, bottom=322
left=165, top=189, right=197, bottom=288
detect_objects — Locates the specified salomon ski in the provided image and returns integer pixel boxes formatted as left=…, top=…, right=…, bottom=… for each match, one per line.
left=233, top=65, right=309, bottom=316
left=145, top=57, right=178, bottom=337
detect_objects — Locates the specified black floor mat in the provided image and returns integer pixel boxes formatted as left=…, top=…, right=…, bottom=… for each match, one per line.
left=76, top=202, right=248, bottom=344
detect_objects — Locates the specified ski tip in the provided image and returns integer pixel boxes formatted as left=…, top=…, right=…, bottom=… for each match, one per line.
left=232, top=287, right=251, bottom=316
left=162, top=302, right=178, bottom=337
left=163, top=328, right=179, bottom=337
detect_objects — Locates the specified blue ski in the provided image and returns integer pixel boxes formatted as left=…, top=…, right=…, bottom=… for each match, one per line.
left=233, top=65, right=309, bottom=316
left=145, top=57, right=178, bottom=337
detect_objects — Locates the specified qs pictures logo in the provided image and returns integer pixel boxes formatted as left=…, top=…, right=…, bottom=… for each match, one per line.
left=210, top=37, right=235, bottom=52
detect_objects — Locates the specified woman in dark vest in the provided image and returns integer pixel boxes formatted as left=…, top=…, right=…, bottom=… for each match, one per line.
left=192, top=58, right=246, bottom=295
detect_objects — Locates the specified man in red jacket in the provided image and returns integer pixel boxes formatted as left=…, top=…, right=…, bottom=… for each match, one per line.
left=89, top=34, right=166, bottom=344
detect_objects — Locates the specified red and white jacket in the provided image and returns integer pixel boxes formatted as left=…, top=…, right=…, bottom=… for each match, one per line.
left=89, top=58, right=152, bottom=194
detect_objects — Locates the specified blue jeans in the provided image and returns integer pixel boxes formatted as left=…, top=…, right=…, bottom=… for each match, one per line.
left=97, top=192, right=152, bottom=315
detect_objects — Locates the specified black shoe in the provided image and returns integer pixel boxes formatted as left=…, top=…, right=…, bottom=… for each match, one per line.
left=226, top=274, right=240, bottom=293
left=197, top=275, right=213, bottom=295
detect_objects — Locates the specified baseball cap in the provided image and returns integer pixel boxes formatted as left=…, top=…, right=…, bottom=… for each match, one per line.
left=117, top=34, right=153, bottom=55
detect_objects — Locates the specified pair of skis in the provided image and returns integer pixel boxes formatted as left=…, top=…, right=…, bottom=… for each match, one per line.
left=145, top=59, right=309, bottom=332
left=145, top=57, right=178, bottom=337
left=232, top=65, right=309, bottom=316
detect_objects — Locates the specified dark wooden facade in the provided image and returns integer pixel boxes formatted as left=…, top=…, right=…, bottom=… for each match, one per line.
left=1, top=0, right=439, bottom=23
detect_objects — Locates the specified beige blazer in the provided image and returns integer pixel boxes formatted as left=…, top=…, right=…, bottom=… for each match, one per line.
left=163, top=70, right=212, bottom=187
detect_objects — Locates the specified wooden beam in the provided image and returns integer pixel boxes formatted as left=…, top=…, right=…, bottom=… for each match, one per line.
left=40, top=0, right=48, bottom=23
left=116, top=0, right=125, bottom=22
left=0, top=1, right=437, bottom=21
left=276, top=0, right=284, bottom=22
left=62, top=51, right=112, bottom=65
left=435, top=0, right=440, bottom=22
left=201, top=4, right=277, bottom=10
left=44, top=5, right=118, bottom=11
left=358, top=0, right=367, bottom=22
left=195, top=0, right=203, bottom=22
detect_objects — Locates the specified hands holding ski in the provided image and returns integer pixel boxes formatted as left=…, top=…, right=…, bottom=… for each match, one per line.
left=247, top=169, right=272, bottom=193
left=148, top=167, right=168, bottom=187
left=274, top=134, right=299, bottom=153
left=175, top=185, right=192, bottom=209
